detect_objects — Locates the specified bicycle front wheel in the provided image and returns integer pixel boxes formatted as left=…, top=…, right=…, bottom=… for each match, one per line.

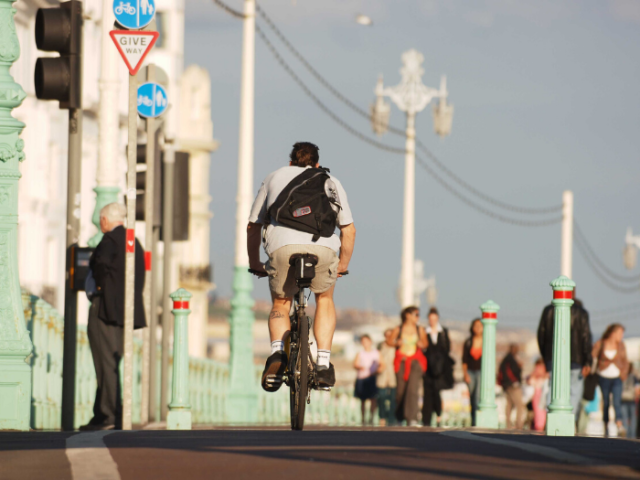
left=290, top=309, right=309, bottom=431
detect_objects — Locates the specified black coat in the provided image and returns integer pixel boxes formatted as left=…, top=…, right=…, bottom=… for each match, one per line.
left=537, top=299, right=592, bottom=369
left=424, top=328, right=452, bottom=388
left=90, top=225, right=146, bottom=329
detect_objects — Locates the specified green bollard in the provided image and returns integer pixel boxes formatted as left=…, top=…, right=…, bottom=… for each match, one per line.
left=167, top=288, right=193, bottom=430
left=546, top=275, right=575, bottom=437
left=476, top=300, right=500, bottom=429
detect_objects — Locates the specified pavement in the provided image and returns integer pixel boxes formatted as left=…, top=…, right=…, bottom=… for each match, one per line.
left=1, top=427, right=640, bottom=480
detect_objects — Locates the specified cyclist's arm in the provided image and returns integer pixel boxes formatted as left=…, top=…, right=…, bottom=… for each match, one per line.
left=337, top=223, right=356, bottom=276
left=247, top=222, right=266, bottom=274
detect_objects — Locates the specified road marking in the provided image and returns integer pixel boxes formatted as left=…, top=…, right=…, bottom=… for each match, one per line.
left=66, top=431, right=120, bottom=480
left=441, top=431, right=596, bottom=465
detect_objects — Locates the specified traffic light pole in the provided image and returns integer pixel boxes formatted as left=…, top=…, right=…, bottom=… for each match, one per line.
left=61, top=106, right=83, bottom=431
left=122, top=74, right=138, bottom=431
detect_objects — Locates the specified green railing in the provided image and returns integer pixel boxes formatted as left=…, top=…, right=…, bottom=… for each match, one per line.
left=22, top=291, right=369, bottom=429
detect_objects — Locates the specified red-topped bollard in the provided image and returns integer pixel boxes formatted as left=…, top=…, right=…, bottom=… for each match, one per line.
left=546, top=276, right=576, bottom=437
left=167, top=288, right=193, bottom=430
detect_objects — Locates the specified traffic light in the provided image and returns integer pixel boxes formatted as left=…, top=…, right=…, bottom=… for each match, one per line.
left=34, top=0, right=83, bottom=109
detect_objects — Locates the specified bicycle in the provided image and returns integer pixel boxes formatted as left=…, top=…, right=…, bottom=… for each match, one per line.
left=114, top=2, right=136, bottom=15
left=251, top=253, right=347, bottom=431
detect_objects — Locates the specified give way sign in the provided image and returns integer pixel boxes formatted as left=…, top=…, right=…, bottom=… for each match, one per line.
left=109, top=30, right=159, bottom=76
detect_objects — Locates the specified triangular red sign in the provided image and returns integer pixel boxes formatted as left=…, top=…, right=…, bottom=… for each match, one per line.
left=109, top=30, right=159, bottom=76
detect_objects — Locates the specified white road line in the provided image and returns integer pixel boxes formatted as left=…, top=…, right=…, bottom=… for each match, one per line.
left=440, top=431, right=597, bottom=465
left=66, top=431, right=121, bottom=480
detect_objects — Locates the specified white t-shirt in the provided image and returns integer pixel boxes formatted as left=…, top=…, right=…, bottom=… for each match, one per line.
left=248, top=165, right=354, bottom=255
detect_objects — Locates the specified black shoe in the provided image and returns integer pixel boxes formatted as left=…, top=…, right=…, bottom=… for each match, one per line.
left=316, top=363, right=336, bottom=387
left=79, top=422, right=115, bottom=431
left=261, top=351, right=288, bottom=392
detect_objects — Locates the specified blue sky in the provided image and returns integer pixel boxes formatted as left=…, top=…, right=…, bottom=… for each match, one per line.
left=184, top=0, right=640, bottom=335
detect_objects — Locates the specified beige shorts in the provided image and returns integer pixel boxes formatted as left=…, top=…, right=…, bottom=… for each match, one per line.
left=265, top=244, right=339, bottom=298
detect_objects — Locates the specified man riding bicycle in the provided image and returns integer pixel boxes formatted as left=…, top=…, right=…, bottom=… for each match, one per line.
left=247, top=142, right=356, bottom=392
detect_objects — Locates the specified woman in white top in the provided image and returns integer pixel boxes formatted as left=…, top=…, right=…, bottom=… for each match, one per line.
left=592, top=323, right=629, bottom=437
left=354, top=335, right=381, bottom=425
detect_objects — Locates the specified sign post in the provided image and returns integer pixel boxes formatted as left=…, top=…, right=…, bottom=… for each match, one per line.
left=110, top=0, right=157, bottom=430
left=137, top=64, right=168, bottom=424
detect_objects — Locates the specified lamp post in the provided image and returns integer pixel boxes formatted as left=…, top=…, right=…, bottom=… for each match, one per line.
left=227, top=0, right=258, bottom=423
left=372, top=50, right=452, bottom=308
left=0, top=0, right=32, bottom=431
left=623, top=227, right=640, bottom=271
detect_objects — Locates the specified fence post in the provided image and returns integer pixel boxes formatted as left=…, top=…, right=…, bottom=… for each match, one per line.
left=476, top=300, right=500, bottom=429
left=546, top=275, right=575, bottom=437
left=167, top=288, right=193, bottom=430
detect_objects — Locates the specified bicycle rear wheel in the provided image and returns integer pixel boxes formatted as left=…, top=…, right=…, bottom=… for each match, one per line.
left=290, top=308, right=309, bottom=431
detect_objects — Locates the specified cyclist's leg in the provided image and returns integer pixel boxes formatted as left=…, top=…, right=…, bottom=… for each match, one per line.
left=268, top=293, right=292, bottom=343
left=314, top=285, right=336, bottom=351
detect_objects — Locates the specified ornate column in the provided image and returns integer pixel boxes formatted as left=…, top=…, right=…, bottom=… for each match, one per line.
left=546, top=275, right=575, bottom=436
left=88, top=0, right=121, bottom=247
left=227, top=0, right=257, bottom=423
left=177, top=65, right=219, bottom=358
left=0, top=0, right=32, bottom=431
left=476, top=300, right=499, bottom=429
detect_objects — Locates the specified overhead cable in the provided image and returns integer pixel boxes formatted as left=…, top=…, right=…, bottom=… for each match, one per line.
left=574, top=233, right=640, bottom=294
left=574, top=222, right=640, bottom=283
left=256, top=2, right=563, bottom=216
left=212, top=0, right=245, bottom=18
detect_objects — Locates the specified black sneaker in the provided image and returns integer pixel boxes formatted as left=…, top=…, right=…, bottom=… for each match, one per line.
left=316, top=363, right=336, bottom=387
left=261, top=351, right=287, bottom=392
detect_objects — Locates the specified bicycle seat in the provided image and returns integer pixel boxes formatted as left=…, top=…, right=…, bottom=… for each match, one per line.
left=289, top=253, right=318, bottom=288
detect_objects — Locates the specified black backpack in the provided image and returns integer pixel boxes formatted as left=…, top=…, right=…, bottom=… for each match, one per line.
left=267, top=167, right=340, bottom=241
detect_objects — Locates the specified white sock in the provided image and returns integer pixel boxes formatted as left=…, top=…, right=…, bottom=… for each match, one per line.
left=271, top=340, right=284, bottom=354
left=317, top=349, right=331, bottom=368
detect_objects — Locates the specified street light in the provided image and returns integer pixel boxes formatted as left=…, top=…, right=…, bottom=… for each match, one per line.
left=372, top=49, right=453, bottom=307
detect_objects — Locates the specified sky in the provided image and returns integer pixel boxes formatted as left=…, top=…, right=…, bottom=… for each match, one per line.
left=183, top=0, right=640, bottom=335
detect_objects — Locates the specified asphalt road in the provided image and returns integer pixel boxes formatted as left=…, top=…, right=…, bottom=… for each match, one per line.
left=2, top=427, right=640, bottom=480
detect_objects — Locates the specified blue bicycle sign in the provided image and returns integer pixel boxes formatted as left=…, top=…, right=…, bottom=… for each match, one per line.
left=113, top=0, right=155, bottom=29
left=137, top=82, right=168, bottom=118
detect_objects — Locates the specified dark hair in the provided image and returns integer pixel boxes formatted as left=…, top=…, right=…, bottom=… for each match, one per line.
left=360, top=334, right=371, bottom=342
left=290, top=142, right=319, bottom=167
left=469, top=318, right=481, bottom=335
left=602, top=323, right=625, bottom=341
left=400, top=306, right=419, bottom=324
left=428, top=307, right=439, bottom=317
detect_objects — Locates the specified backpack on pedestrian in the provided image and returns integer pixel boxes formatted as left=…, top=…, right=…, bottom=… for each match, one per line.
left=267, top=167, right=341, bottom=241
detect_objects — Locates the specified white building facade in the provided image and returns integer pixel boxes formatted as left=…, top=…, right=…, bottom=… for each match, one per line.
left=11, top=0, right=216, bottom=357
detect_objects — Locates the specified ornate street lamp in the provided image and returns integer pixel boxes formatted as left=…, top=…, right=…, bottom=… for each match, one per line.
left=372, top=50, right=453, bottom=307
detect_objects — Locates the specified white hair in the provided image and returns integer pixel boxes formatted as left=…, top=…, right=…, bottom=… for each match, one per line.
left=100, top=202, right=127, bottom=224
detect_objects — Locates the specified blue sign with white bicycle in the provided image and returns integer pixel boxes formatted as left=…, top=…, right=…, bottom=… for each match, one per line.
left=137, top=82, right=168, bottom=118
left=113, top=0, right=155, bottom=29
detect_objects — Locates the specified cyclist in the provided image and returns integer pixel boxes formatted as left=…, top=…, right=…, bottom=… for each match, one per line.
left=247, top=142, right=356, bottom=392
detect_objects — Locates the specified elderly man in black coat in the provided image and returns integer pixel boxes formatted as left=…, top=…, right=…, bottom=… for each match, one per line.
left=80, top=202, right=146, bottom=431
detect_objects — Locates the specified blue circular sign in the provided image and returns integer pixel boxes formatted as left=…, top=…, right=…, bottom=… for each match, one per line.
left=113, top=0, right=155, bottom=29
left=137, top=82, right=168, bottom=118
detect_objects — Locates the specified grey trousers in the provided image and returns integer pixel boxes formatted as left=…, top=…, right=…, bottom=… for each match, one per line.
left=395, top=360, right=423, bottom=424
left=87, top=297, right=123, bottom=426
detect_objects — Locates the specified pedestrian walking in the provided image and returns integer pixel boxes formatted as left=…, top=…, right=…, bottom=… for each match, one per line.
left=354, top=335, right=380, bottom=425
left=498, top=344, right=526, bottom=429
left=593, top=323, right=629, bottom=437
left=80, top=203, right=146, bottom=431
left=462, top=318, right=483, bottom=426
left=422, top=307, right=452, bottom=427
left=527, top=358, right=549, bottom=431
left=387, top=306, right=427, bottom=426
left=537, top=297, right=592, bottom=421
left=377, top=329, right=397, bottom=426
left=620, top=364, right=639, bottom=439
